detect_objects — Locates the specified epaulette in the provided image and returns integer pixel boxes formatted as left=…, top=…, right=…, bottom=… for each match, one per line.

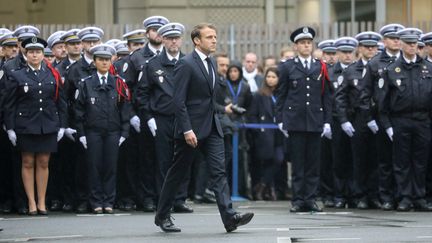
left=145, top=54, right=158, bottom=64
left=80, top=75, right=92, bottom=82
left=129, top=48, right=141, bottom=56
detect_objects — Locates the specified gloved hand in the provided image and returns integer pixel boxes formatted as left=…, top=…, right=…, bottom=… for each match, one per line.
left=130, top=115, right=141, bottom=133
left=367, top=120, right=379, bottom=134
left=7, top=129, right=17, bottom=146
left=147, top=118, right=157, bottom=137
left=79, top=136, right=87, bottom=149
left=321, top=123, right=332, bottom=139
left=278, top=123, right=289, bottom=138
left=341, top=122, right=355, bottom=137
left=386, top=127, right=393, bottom=141
left=57, top=128, right=65, bottom=141
left=64, top=128, right=77, bottom=141
left=119, top=136, right=126, bottom=146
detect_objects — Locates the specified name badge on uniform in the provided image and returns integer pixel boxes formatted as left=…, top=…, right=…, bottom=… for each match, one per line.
left=396, top=79, right=401, bottom=86
left=23, top=83, right=29, bottom=93
left=292, top=80, right=298, bottom=88
left=353, top=79, right=358, bottom=86
left=337, top=75, right=343, bottom=85
left=91, top=97, right=95, bottom=104
left=378, top=78, right=384, bottom=89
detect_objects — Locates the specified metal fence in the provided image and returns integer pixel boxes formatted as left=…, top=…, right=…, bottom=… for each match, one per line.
left=2, top=21, right=432, bottom=61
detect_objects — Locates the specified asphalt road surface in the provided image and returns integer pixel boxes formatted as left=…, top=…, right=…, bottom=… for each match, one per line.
left=1, top=201, right=432, bottom=242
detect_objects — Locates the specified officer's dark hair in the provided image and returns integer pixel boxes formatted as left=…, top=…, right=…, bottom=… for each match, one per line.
left=214, top=52, right=228, bottom=59
left=259, top=66, right=279, bottom=97
left=191, top=23, right=217, bottom=46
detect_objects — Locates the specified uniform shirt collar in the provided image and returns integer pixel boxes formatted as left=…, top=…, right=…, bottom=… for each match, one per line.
left=298, top=55, right=312, bottom=66
left=68, top=58, right=77, bottom=65
left=166, top=52, right=180, bottom=61
left=148, top=44, right=163, bottom=55
left=84, top=53, right=93, bottom=65
left=386, top=50, right=400, bottom=59
left=340, top=63, right=349, bottom=69
left=97, top=72, right=108, bottom=84
left=361, top=58, right=368, bottom=66
left=28, top=64, right=41, bottom=71
left=403, top=54, right=416, bottom=64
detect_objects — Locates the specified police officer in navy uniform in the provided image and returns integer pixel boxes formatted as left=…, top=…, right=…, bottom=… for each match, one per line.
left=336, top=32, right=382, bottom=210
left=317, top=39, right=337, bottom=207
left=0, top=30, right=19, bottom=68
left=74, top=44, right=131, bottom=214
left=115, top=29, right=145, bottom=211
left=3, top=36, right=67, bottom=215
left=123, top=16, right=169, bottom=212
left=0, top=25, right=40, bottom=215
left=379, top=28, right=432, bottom=211
left=423, top=32, right=432, bottom=208
left=135, top=23, right=194, bottom=213
left=359, top=24, right=404, bottom=210
left=64, top=26, right=103, bottom=213
left=46, top=31, right=66, bottom=68
left=275, top=27, right=332, bottom=212
left=329, top=37, right=358, bottom=209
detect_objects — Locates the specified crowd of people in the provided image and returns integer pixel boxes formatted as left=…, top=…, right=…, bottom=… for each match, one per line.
left=0, top=16, right=432, bottom=225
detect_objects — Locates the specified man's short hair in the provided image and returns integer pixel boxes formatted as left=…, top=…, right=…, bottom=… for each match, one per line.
left=191, top=23, right=217, bottom=45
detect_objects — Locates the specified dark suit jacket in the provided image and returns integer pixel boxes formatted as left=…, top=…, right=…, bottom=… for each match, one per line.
left=173, top=50, right=223, bottom=140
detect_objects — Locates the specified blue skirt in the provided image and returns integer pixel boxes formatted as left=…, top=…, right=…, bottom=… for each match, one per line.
left=17, top=133, right=57, bottom=153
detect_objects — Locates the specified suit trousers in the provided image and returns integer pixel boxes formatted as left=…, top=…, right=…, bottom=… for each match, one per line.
left=289, top=132, right=321, bottom=206
left=157, top=128, right=236, bottom=225
left=86, top=130, right=120, bottom=209
left=376, top=124, right=395, bottom=203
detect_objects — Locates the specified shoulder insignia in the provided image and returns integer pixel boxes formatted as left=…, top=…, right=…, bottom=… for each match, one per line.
left=138, top=71, right=143, bottom=82
left=353, top=79, right=358, bottom=86
left=396, top=79, right=401, bottom=86
left=81, top=75, right=92, bottom=82
left=122, top=62, right=128, bottom=73
left=333, top=81, right=338, bottom=89
left=362, top=68, right=367, bottom=78
left=337, top=75, right=344, bottom=85
left=0, top=70, right=3, bottom=80
left=378, top=78, right=384, bottom=89
left=75, top=89, right=79, bottom=99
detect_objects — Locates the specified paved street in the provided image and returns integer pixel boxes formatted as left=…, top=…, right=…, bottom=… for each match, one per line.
left=1, top=201, right=432, bottom=242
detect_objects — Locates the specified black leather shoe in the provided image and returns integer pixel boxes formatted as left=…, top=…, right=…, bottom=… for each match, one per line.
left=93, top=208, right=103, bottom=214
left=104, top=207, right=114, bottom=214
left=290, top=204, right=304, bottom=213
left=381, top=201, right=394, bottom=211
left=307, top=203, right=323, bottom=212
left=18, top=207, right=29, bottom=215
left=155, top=216, right=181, bottom=233
left=224, top=212, right=254, bottom=232
left=369, top=199, right=382, bottom=209
left=76, top=202, right=88, bottom=214
left=357, top=200, right=368, bottom=209
left=413, top=199, right=432, bottom=212
left=142, top=202, right=156, bottom=212
left=2, top=202, right=12, bottom=214
left=37, top=208, right=48, bottom=216
left=202, top=192, right=217, bottom=204
left=397, top=199, right=412, bottom=212
left=62, top=203, right=73, bottom=212
left=334, top=200, right=346, bottom=209
left=28, top=210, right=37, bottom=216
left=173, top=203, right=194, bottom=213
left=323, top=199, right=335, bottom=208
left=123, top=202, right=135, bottom=211
left=49, top=200, right=62, bottom=211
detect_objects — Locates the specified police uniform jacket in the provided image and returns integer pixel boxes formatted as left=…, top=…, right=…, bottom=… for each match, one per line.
left=74, top=74, right=131, bottom=139
left=3, top=62, right=67, bottom=134
left=275, top=57, right=332, bottom=132
left=124, top=44, right=156, bottom=91
left=135, top=49, right=184, bottom=122
left=335, top=60, right=368, bottom=124
left=379, top=55, right=432, bottom=129
left=326, top=62, right=344, bottom=119
left=55, top=58, right=72, bottom=78
left=359, top=50, right=400, bottom=122
left=248, top=92, right=283, bottom=161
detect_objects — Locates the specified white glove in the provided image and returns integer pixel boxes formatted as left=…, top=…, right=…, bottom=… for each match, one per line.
left=57, top=128, right=65, bottom=141
left=341, top=122, right=355, bottom=137
left=119, top=136, right=126, bottom=146
left=147, top=118, right=157, bottom=137
left=386, top=127, right=393, bottom=141
left=278, top=123, right=289, bottom=138
left=7, top=129, right=17, bottom=146
left=64, top=128, right=77, bottom=141
left=130, top=115, right=141, bottom=133
left=367, top=120, right=379, bottom=134
left=321, top=123, right=332, bottom=139
left=79, top=136, right=87, bottom=149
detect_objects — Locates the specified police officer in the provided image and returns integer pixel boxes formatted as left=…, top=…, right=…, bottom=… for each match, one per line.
left=275, top=26, right=332, bottom=212
left=0, top=30, right=18, bottom=67
left=115, top=28, right=146, bottom=211
left=47, top=31, right=66, bottom=67
left=64, top=26, right=103, bottom=213
left=0, top=25, right=40, bottom=215
left=114, top=41, right=129, bottom=59
left=379, top=28, right=432, bottom=211
left=330, top=37, right=358, bottom=209
left=336, top=32, right=382, bottom=210
left=423, top=32, right=432, bottom=208
left=317, top=39, right=337, bottom=207
left=123, top=16, right=169, bottom=212
left=135, top=22, right=194, bottom=213
left=359, top=24, right=404, bottom=210
left=74, top=44, right=131, bottom=214
left=3, top=36, right=67, bottom=215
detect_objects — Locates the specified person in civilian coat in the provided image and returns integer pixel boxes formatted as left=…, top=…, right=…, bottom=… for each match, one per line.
left=3, top=37, right=67, bottom=215
left=154, top=23, right=254, bottom=233
left=248, top=67, right=284, bottom=201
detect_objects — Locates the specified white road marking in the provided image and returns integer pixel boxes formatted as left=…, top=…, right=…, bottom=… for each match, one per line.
left=0, top=234, right=83, bottom=242
left=290, top=226, right=341, bottom=230
left=277, top=237, right=292, bottom=243
left=294, top=237, right=361, bottom=241
left=417, top=236, right=432, bottom=239
left=2, top=217, right=48, bottom=221
left=276, top=228, right=290, bottom=231
left=76, top=213, right=131, bottom=217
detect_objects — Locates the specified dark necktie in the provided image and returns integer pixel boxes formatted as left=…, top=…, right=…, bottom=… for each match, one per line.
left=390, top=56, right=396, bottom=63
left=304, top=60, right=309, bottom=70
left=172, top=58, right=177, bottom=64
left=156, top=50, right=161, bottom=56
left=101, top=76, right=106, bottom=88
left=205, top=57, right=214, bottom=87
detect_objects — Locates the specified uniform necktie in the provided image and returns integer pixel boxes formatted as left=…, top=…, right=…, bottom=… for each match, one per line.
left=390, top=56, right=396, bottom=63
left=304, top=60, right=309, bottom=70
left=172, top=58, right=177, bottom=64
left=156, top=50, right=161, bottom=56
left=205, top=57, right=214, bottom=87
left=101, top=76, right=106, bottom=87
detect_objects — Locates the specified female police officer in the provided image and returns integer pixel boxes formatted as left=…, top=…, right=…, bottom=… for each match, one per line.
left=74, top=44, right=130, bottom=214
left=3, top=36, right=67, bottom=215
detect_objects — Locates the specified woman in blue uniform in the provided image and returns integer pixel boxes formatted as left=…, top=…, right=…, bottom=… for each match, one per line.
left=4, top=37, right=67, bottom=215
left=74, top=44, right=130, bottom=214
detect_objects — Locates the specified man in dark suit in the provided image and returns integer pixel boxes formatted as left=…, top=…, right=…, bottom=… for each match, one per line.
left=154, top=23, right=254, bottom=233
